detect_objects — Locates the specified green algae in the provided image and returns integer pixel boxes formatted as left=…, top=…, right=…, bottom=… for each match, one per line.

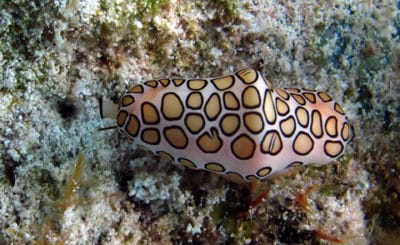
left=210, top=202, right=253, bottom=241
left=355, top=24, right=394, bottom=114
left=208, top=0, right=239, bottom=19
left=0, top=1, right=59, bottom=60
left=99, top=0, right=169, bottom=18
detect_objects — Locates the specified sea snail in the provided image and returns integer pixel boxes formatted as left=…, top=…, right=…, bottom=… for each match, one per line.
left=100, top=68, right=353, bottom=182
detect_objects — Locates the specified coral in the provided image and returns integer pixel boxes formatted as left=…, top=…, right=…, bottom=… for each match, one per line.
left=0, top=0, right=398, bottom=244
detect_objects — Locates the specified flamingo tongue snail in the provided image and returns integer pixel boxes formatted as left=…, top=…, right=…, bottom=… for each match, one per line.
left=100, top=68, right=353, bottom=183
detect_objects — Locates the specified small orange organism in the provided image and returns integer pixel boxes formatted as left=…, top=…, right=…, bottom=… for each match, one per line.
left=295, top=185, right=318, bottom=212
left=315, top=227, right=342, bottom=243
left=34, top=153, right=86, bottom=245
left=294, top=185, right=343, bottom=243
left=56, top=153, right=85, bottom=211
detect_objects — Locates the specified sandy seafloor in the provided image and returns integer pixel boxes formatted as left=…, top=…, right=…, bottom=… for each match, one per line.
left=0, top=0, right=399, bottom=244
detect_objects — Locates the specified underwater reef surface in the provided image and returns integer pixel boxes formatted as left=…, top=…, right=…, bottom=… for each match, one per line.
left=0, top=0, right=399, bottom=244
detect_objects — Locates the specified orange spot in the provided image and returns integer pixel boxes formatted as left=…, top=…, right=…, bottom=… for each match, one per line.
left=58, top=153, right=84, bottom=211
left=249, top=189, right=269, bottom=209
left=315, top=227, right=342, bottom=243
left=295, top=185, right=318, bottom=211
left=237, top=210, right=247, bottom=220
left=237, top=189, right=270, bottom=220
